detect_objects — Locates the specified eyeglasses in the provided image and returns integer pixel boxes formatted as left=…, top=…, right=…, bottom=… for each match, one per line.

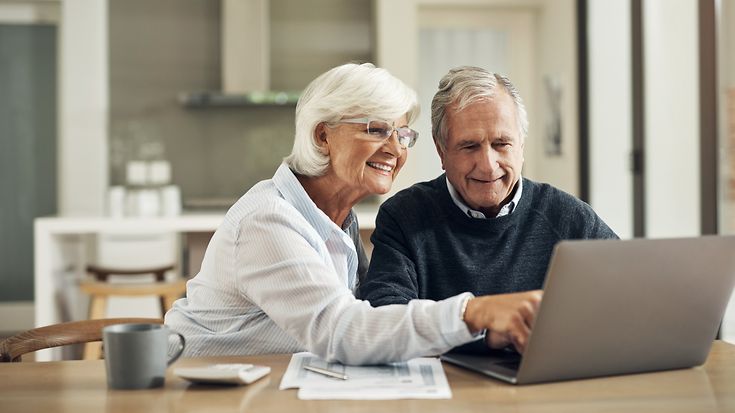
left=338, top=118, right=419, bottom=148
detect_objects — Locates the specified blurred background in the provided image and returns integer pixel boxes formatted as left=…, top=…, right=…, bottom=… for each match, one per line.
left=1, top=0, right=734, bottom=346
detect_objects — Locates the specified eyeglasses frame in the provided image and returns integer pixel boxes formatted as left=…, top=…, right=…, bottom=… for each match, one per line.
left=335, top=117, right=419, bottom=148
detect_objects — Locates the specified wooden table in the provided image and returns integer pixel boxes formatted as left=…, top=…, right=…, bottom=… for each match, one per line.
left=2, top=341, right=735, bottom=413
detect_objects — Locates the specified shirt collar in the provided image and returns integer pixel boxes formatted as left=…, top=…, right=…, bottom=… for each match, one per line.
left=272, top=163, right=346, bottom=241
left=272, top=163, right=359, bottom=288
left=446, top=176, right=523, bottom=219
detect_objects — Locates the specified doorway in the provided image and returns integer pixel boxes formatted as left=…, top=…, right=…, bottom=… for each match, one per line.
left=397, top=6, right=537, bottom=188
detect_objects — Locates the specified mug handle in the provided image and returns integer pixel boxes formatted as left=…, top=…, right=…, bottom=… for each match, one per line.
left=167, top=330, right=186, bottom=366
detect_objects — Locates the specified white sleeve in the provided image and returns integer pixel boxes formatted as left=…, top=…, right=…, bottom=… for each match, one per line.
left=235, top=207, right=475, bottom=365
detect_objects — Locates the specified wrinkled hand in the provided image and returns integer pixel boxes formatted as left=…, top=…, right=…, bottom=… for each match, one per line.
left=463, top=290, right=543, bottom=354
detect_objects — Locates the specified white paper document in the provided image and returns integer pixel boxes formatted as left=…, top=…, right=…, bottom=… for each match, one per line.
left=279, top=352, right=452, bottom=400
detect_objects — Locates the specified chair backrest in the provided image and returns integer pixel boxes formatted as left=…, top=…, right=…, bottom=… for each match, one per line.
left=0, top=318, right=163, bottom=362
left=86, top=264, right=175, bottom=282
left=96, top=232, right=177, bottom=271
left=89, top=233, right=179, bottom=318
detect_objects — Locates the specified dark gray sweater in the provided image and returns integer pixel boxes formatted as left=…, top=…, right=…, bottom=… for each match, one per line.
left=358, top=175, right=618, bottom=306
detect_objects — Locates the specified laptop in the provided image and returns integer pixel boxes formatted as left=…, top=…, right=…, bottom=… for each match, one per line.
left=441, top=236, right=735, bottom=385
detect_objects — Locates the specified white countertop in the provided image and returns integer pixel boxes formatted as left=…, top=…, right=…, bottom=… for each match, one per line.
left=35, top=207, right=378, bottom=232
left=34, top=213, right=225, bottom=233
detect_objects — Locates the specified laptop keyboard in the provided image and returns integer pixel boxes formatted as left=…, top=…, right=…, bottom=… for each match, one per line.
left=495, top=359, right=521, bottom=371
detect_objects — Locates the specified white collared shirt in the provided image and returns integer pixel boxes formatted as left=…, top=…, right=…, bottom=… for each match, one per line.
left=446, top=177, right=523, bottom=219
left=166, top=163, right=476, bottom=364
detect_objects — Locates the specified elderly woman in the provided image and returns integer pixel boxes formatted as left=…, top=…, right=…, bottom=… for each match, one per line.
left=165, top=63, right=541, bottom=364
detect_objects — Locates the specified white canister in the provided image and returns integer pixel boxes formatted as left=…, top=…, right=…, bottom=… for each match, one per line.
left=107, top=186, right=126, bottom=218
left=136, top=189, right=161, bottom=217
left=149, top=161, right=171, bottom=186
left=161, top=185, right=182, bottom=216
left=126, top=161, right=149, bottom=186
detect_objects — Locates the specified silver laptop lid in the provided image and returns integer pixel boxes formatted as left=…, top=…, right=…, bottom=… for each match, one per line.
left=516, top=236, right=735, bottom=384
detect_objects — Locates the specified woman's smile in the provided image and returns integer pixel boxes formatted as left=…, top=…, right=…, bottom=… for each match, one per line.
left=366, top=161, right=395, bottom=175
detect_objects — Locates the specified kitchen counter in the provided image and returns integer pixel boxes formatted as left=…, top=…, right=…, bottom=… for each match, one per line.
left=35, top=206, right=377, bottom=232
left=34, top=213, right=224, bottom=233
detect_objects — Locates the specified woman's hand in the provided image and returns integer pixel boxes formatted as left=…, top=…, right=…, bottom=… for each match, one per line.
left=463, top=290, right=543, bottom=354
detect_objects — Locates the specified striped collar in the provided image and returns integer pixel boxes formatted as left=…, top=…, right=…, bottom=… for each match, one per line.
left=273, top=163, right=355, bottom=239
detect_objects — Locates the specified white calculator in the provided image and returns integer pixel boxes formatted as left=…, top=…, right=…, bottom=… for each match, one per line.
left=174, top=363, right=271, bottom=385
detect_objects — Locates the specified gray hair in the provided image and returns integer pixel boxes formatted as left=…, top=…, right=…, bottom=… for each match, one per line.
left=431, top=66, right=528, bottom=151
left=285, top=63, right=419, bottom=176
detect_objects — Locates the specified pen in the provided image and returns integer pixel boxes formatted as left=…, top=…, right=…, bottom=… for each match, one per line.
left=303, top=365, right=349, bottom=380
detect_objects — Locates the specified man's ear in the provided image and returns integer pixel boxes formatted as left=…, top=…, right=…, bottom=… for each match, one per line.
left=435, top=139, right=447, bottom=171
left=314, top=123, right=330, bottom=155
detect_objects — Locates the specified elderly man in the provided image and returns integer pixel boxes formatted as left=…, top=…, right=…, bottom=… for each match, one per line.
left=358, top=66, right=617, bottom=353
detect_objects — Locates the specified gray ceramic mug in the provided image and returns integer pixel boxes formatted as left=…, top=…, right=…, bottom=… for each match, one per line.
left=103, top=323, right=185, bottom=390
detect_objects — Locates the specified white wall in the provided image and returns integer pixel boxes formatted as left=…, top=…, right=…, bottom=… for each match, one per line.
left=531, top=0, right=578, bottom=196
left=718, top=0, right=735, bottom=344
left=587, top=0, right=633, bottom=239
left=374, top=0, right=419, bottom=198
left=59, top=0, right=108, bottom=216
left=719, top=0, right=735, bottom=231
left=643, top=0, right=700, bottom=238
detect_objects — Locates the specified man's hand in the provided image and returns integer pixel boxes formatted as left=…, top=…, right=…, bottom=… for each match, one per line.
left=463, top=290, right=543, bottom=354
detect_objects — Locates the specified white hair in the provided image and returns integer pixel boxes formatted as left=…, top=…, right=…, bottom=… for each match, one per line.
left=431, top=66, right=528, bottom=150
left=285, top=63, right=419, bottom=177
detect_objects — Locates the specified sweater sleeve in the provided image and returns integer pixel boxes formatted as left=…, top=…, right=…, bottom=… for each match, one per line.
left=357, top=204, right=420, bottom=306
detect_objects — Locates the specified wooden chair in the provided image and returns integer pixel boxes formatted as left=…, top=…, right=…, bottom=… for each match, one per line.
left=78, top=264, right=187, bottom=359
left=0, top=318, right=163, bottom=362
